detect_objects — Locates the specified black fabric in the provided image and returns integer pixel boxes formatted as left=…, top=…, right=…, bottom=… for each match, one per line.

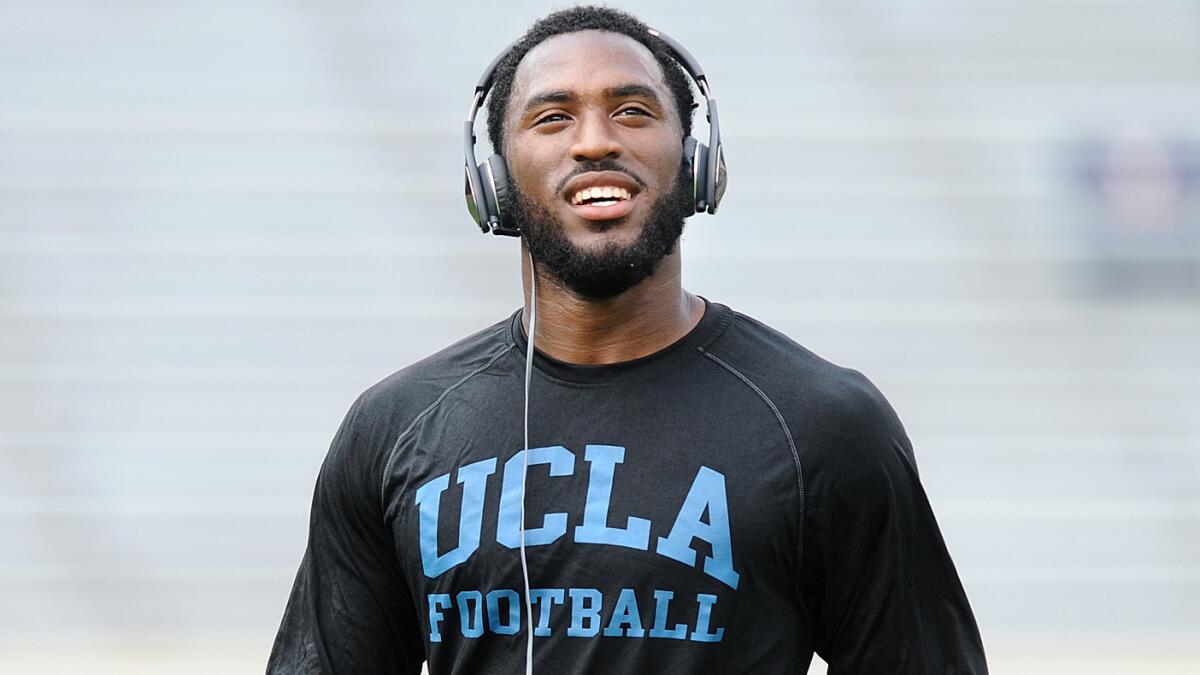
left=268, top=300, right=988, bottom=674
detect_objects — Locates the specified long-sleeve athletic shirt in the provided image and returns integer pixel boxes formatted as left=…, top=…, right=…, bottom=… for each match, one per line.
left=268, top=300, right=988, bottom=674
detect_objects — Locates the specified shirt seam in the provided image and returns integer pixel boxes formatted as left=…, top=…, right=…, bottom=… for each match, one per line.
left=506, top=302, right=737, bottom=388
left=378, top=346, right=511, bottom=512
left=504, top=342, right=714, bottom=390
left=696, top=346, right=807, bottom=578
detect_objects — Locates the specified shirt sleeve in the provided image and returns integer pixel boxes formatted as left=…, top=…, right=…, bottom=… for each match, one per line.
left=267, top=396, right=425, bottom=674
left=801, top=372, right=988, bottom=674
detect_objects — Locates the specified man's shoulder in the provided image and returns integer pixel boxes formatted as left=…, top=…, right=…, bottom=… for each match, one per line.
left=352, top=311, right=518, bottom=422
left=708, top=305, right=907, bottom=454
left=710, top=306, right=881, bottom=406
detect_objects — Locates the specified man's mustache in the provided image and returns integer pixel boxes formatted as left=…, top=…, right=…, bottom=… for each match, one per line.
left=554, top=159, right=648, bottom=195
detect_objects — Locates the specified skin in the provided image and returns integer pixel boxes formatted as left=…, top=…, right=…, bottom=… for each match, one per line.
left=504, top=30, right=705, bottom=365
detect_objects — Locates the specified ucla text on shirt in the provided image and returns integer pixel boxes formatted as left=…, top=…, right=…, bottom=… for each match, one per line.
left=415, top=444, right=738, bottom=643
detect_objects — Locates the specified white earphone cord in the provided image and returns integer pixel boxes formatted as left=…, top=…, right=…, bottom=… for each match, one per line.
left=520, top=248, right=536, bottom=675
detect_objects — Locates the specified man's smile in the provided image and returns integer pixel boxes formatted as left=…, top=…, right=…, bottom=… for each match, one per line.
left=561, top=170, right=643, bottom=222
left=570, top=186, right=632, bottom=205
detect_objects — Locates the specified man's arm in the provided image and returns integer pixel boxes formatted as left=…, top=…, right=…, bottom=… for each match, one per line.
left=268, top=397, right=424, bottom=674
left=801, top=373, right=987, bottom=674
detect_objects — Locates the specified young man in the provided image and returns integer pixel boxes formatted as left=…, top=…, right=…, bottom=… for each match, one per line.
left=269, top=7, right=987, bottom=674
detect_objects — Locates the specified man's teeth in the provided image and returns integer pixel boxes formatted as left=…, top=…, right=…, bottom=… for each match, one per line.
left=570, top=186, right=632, bottom=205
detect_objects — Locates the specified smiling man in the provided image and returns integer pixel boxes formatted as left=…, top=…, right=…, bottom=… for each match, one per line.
left=268, top=6, right=987, bottom=674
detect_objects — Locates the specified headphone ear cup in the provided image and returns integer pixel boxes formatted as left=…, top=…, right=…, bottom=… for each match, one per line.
left=464, top=163, right=487, bottom=230
left=683, top=136, right=707, bottom=214
left=710, top=143, right=727, bottom=213
left=482, top=153, right=510, bottom=227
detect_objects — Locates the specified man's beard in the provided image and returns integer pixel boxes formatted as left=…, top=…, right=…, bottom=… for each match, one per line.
left=505, top=157, right=694, bottom=301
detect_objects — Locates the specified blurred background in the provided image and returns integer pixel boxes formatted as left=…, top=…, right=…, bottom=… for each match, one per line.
left=2, top=0, right=1198, bottom=672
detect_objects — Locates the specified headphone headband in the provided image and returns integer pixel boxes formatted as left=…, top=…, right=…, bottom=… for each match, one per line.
left=464, top=27, right=726, bottom=235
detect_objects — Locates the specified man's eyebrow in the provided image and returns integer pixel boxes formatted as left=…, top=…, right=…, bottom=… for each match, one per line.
left=604, top=84, right=662, bottom=104
left=521, top=90, right=576, bottom=115
left=520, top=84, right=664, bottom=115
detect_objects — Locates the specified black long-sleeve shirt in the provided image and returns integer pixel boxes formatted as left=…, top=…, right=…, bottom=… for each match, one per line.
left=268, top=300, right=987, bottom=673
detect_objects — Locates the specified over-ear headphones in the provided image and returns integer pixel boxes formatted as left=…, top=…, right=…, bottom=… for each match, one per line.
left=464, top=28, right=728, bottom=236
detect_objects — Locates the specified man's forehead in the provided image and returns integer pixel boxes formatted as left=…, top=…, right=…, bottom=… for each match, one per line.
left=511, top=30, right=667, bottom=102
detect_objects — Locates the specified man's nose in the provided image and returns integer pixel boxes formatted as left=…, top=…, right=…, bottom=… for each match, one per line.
left=569, top=109, right=622, bottom=162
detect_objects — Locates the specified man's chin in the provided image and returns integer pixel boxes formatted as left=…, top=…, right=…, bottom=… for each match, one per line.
left=581, top=217, right=626, bottom=234
left=564, top=218, right=645, bottom=248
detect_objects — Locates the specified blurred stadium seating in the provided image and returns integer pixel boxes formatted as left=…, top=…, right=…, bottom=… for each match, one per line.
left=1, top=1, right=1197, bottom=671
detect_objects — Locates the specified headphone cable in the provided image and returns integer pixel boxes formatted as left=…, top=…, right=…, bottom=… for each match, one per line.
left=520, top=247, right=537, bottom=675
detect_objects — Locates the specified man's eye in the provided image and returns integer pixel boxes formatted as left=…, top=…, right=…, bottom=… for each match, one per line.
left=535, top=113, right=569, bottom=125
left=618, top=107, right=650, bottom=117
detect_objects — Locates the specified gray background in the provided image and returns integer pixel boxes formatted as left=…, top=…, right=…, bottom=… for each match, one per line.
left=2, top=0, right=1198, bottom=672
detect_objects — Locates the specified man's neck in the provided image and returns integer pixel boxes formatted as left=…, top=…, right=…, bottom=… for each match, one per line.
left=519, top=248, right=704, bottom=365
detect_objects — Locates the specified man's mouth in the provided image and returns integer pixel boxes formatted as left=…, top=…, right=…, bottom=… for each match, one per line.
left=570, top=186, right=633, bottom=206
left=561, top=171, right=642, bottom=221
left=567, top=187, right=637, bottom=221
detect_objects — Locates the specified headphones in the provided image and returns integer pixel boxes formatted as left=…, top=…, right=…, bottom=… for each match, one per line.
left=464, top=28, right=727, bottom=236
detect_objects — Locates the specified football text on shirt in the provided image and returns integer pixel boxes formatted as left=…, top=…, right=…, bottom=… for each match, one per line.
left=413, top=444, right=738, bottom=643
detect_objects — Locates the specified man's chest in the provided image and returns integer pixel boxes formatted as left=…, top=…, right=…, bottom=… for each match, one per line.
left=383, top=394, right=806, bottom=652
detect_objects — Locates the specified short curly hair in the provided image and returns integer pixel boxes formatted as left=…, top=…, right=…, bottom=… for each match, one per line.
left=484, top=6, right=696, bottom=153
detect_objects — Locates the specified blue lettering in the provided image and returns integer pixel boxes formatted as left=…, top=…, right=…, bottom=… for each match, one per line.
left=655, top=466, right=740, bottom=589
left=426, top=586, right=726, bottom=644
left=486, top=589, right=521, bottom=635
left=690, top=593, right=724, bottom=642
left=574, top=445, right=651, bottom=550
left=648, top=589, right=688, bottom=639
left=602, top=588, right=645, bottom=638
left=415, top=457, right=497, bottom=578
left=456, top=590, right=484, bottom=638
left=530, top=588, right=565, bottom=637
left=427, top=594, right=452, bottom=643
left=497, top=446, right=575, bottom=549
left=567, top=588, right=602, bottom=638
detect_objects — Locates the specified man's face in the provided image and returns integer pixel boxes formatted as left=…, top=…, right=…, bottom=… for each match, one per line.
left=502, top=30, right=693, bottom=299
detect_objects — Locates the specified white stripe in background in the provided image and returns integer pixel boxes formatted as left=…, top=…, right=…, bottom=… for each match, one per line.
left=2, top=432, right=1194, bottom=457
left=2, top=497, right=1199, bottom=522
left=6, top=234, right=1200, bottom=262
left=0, top=497, right=302, bottom=517
left=3, top=564, right=1199, bottom=585
left=938, top=498, right=1200, bottom=521
left=0, top=365, right=1197, bottom=384
left=2, top=298, right=1199, bottom=322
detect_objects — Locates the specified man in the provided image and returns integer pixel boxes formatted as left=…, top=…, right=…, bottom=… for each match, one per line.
left=268, top=6, right=987, bottom=674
